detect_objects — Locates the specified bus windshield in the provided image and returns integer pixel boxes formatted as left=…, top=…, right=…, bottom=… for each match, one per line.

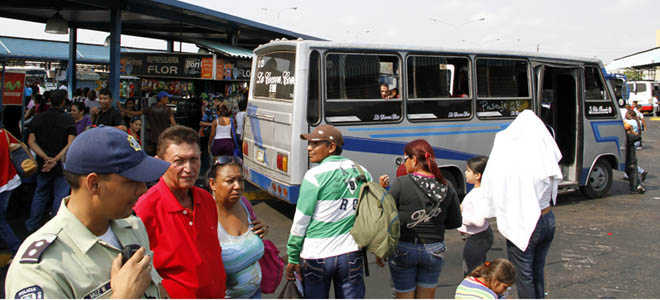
left=254, top=51, right=296, bottom=100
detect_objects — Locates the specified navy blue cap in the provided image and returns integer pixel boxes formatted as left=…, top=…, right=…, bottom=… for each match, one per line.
left=64, top=126, right=170, bottom=182
left=156, top=91, right=172, bottom=100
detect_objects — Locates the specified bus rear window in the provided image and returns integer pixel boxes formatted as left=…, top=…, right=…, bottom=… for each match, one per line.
left=254, top=51, right=296, bottom=100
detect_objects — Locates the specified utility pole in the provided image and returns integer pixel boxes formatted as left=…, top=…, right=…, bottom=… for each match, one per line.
left=537, top=43, right=540, bottom=53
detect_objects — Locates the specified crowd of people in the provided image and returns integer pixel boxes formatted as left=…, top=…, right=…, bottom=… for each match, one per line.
left=0, top=85, right=650, bottom=299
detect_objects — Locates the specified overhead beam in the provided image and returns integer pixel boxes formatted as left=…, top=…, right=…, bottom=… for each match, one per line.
left=67, top=27, right=77, bottom=97
left=109, top=8, right=121, bottom=107
left=124, top=3, right=236, bottom=34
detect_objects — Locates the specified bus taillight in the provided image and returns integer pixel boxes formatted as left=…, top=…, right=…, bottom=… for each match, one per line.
left=242, top=141, right=248, bottom=158
left=277, top=153, right=288, bottom=172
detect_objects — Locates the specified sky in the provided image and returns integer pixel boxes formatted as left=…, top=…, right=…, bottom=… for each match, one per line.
left=0, top=0, right=658, bottom=64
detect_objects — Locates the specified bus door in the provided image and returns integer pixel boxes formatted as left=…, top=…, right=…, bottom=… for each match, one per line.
left=535, top=64, right=582, bottom=183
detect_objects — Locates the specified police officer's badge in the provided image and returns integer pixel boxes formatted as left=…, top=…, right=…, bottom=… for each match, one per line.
left=128, top=135, right=142, bottom=151
left=15, top=285, right=43, bottom=299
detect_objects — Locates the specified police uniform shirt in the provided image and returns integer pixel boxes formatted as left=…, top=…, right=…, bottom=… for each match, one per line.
left=5, top=197, right=162, bottom=299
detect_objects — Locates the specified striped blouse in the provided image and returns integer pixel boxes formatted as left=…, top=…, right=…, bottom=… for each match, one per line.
left=218, top=200, right=265, bottom=298
left=455, top=276, right=498, bottom=299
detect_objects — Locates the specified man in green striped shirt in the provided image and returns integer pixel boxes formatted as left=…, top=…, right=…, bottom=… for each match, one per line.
left=286, top=125, right=371, bottom=299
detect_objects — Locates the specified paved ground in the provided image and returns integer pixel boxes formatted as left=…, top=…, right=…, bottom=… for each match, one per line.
left=255, top=119, right=660, bottom=299
left=2, top=120, right=658, bottom=298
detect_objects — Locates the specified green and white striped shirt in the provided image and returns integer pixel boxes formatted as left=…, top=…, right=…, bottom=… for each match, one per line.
left=287, top=155, right=372, bottom=264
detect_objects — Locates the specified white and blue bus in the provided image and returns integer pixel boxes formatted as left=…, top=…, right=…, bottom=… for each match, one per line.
left=242, top=40, right=627, bottom=204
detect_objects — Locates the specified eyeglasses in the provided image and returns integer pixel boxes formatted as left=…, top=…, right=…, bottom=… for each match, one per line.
left=395, top=155, right=411, bottom=166
left=214, top=155, right=243, bottom=166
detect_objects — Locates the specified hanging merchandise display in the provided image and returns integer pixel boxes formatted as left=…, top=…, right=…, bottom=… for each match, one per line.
left=140, top=78, right=194, bottom=97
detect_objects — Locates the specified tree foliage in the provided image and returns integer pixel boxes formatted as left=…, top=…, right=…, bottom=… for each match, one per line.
left=623, top=68, right=644, bottom=81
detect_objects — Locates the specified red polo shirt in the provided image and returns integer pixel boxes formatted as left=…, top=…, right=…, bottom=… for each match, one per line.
left=134, top=177, right=226, bottom=298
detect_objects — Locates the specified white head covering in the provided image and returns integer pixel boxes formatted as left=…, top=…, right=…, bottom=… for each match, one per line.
left=482, top=110, right=562, bottom=251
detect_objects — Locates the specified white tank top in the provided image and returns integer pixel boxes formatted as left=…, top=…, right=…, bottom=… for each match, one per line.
left=214, top=119, right=232, bottom=140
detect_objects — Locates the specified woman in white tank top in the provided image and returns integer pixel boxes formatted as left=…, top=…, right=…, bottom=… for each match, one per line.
left=208, top=103, right=236, bottom=159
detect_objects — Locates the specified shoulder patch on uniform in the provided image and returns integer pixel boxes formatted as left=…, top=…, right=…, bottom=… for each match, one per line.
left=15, top=285, right=44, bottom=299
left=20, top=234, right=58, bottom=264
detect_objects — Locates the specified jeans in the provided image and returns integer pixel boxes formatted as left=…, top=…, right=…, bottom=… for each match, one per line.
left=0, top=189, right=20, bottom=254
left=388, top=241, right=446, bottom=293
left=301, top=251, right=365, bottom=299
left=463, top=226, right=494, bottom=276
left=506, top=211, right=555, bottom=299
left=25, top=172, right=70, bottom=232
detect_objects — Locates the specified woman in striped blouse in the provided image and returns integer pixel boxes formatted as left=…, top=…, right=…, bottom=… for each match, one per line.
left=455, top=258, right=516, bottom=299
left=208, top=156, right=270, bottom=298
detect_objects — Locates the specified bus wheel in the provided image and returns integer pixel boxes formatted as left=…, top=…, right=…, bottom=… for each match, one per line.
left=580, top=160, right=612, bottom=199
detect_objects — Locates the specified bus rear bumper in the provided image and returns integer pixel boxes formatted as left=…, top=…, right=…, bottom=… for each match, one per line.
left=243, top=165, right=300, bottom=204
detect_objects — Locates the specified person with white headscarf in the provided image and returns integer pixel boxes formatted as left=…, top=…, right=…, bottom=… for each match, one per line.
left=481, top=110, right=562, bottom=299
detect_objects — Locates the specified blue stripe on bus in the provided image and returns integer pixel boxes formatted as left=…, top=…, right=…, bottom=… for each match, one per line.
left=590, top=121, right=622, bottom=157
left=344, top=123, right=510, bottom=139
left=247, top=103, right=268, bottom=165
left=369, top=128, right=505, bottom=138
left=247, top=103, right=264, bottom=148
left=247, top=167, right=300, bottom=204
left=343, top=136, right=477, bottom=161
left=580, top=168, right=589, bottom=185
left=346, top=123, right=510, bottom=132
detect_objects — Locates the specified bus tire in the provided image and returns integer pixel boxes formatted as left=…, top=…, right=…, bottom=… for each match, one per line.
left=580, top=159, right=612, bottom=199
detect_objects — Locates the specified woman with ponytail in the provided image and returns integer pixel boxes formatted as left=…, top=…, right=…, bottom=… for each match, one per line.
left=455, top=258, right=516, bottom=299
left=377, top=139, right=462, bottom=298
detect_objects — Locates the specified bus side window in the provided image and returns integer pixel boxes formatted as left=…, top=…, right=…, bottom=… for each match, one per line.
left=307, top=51, right=320, bottom=125
left=475, top=58, right=531, bottom=118
left=406, top=55, right=472, bottom=121
left=325, top=53, right=402, bottom=124
left=584, top=66, right=616, bottom=118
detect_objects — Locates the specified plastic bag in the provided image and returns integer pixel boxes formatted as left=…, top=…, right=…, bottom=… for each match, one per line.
left=277, top=279, right=302, bottom=299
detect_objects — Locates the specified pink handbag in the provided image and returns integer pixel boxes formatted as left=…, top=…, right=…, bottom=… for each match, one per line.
left=241, top=197, right=285, bottom=294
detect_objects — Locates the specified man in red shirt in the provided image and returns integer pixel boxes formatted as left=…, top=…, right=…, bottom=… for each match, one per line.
left=134, top=125, right=226, bottom=298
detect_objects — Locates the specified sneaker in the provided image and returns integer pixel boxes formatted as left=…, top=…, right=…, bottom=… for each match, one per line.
left=632, top=185, right=646, bottom=194
left=641, top=171, right=648, bottom=182
left=636, top=147, right=643, bottom=150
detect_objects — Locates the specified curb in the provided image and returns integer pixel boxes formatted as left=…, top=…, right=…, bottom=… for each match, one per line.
left=244, top=190, right=272, bottom=201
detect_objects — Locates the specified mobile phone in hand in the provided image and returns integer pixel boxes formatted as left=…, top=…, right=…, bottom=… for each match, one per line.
left=121, top=244, right=141, bottom=265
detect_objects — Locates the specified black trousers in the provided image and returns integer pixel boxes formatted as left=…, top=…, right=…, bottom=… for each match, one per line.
left=462, top=226, right=494, bottom=276
left=625, top=134, right=641, bottom=190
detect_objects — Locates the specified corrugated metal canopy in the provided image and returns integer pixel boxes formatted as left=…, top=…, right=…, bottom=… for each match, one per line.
left=0, top=0, right=322, bottom=50
left=606, top=47, right=660, bottom=72
left=193, top=39, right=253, bottom=58
left=0, top=35, right=163, bottom=63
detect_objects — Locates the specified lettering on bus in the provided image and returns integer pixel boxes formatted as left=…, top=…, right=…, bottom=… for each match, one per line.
left=255, top=71, right=295, bottom=86
left=448, top=111, right=470, bottom=118
left=254, top=52, right=296, bottom=100
left=373, top=113, right=400, bottom=121
left=587, top=105, right=613, bottom=115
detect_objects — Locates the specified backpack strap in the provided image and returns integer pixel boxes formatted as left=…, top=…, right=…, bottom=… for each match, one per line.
left=351, top=161, right=368, bottom=183
left=348, top=160, right=371, bottom=276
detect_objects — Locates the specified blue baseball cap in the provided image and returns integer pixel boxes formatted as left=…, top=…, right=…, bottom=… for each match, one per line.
left=156, top=91, right=172, bottom=100
left=64, top=126, right=170, bottom=182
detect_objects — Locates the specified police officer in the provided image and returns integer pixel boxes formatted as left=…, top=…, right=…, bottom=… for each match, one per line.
left=5, top=126, right=171, bottom=299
